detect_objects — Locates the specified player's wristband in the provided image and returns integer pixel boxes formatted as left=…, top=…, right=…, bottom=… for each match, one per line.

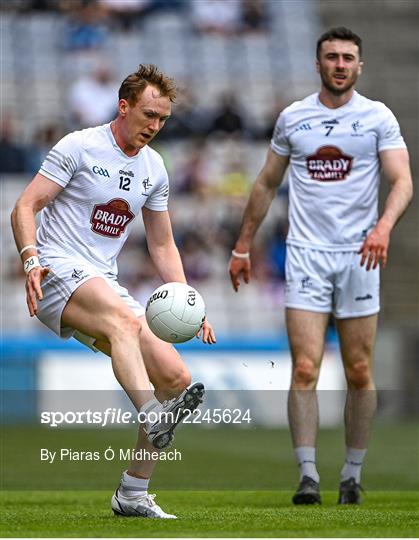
left=23, top=256, right=41, bottom=274
left=231, top=250, right=250, bottom=259
left=19, top=244, right=37, bottom=256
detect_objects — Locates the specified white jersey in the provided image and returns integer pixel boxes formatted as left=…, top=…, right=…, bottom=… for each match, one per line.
left=37, top=123, right=169, bottom=275
left=271, top=91, right=406, bottom=251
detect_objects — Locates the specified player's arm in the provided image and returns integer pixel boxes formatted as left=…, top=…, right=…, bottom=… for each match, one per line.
left=11, top=173, right=64, bottom=316
left=359, top=148, right=413, bottom=270
left=142, top=208, right=187, bottom=284
left=142, top=207, right=216, bottom=344
left=229, top=149, right=290, bottom=291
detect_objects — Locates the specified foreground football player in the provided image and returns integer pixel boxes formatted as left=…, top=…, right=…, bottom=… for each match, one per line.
left=11, top=64, right=216, bottom=518
left=229, top=27, right=412, bottom=504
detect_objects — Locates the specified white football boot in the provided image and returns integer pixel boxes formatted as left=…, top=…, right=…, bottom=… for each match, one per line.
left=112, top=487, right=177, bottom=519
left=145, top=382, right=205, bottom=449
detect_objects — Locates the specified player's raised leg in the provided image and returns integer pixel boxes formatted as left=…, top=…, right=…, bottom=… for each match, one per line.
left=61, top=277, right=159, bottom=410
left=94, top=315, right=203, bottom=518
left=286, top=308, right=330, bottom=504
left=335, top=314, right=378, bottom=504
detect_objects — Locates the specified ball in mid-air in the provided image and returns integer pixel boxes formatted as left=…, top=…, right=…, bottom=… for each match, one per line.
left=145, top=282, right=206, bottom=343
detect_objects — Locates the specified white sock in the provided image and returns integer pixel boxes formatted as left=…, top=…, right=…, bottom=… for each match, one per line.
left=294, top=446, right=320, bottom=483
left=120, top=471, right=150, bottom=497
left=341, top=447, right=367, bottom=483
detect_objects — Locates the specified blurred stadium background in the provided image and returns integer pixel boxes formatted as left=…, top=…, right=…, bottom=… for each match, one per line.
left=1, top=0, right=418, bottom=434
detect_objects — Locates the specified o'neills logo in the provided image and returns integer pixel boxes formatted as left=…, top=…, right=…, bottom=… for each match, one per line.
left=306, top=145, right=353, bottom=181
left=146, top=289, right=169, bottom=309
left=90, top=198, right=134, bottom=238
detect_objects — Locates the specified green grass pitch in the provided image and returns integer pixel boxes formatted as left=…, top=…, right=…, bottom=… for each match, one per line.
left=1, top=490, right=418, bottom=537
left=1, top=424, right=418, bottom=537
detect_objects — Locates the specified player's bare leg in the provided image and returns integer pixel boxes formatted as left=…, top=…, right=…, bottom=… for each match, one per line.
left=94, top=316, right=202, bottom=518
left=287, top=309, right=329, bottom=447
left=62, top=278, right=156, bottom=409
left=335, top=315, right=378, bottom=503
left=286, top=308, right=330, bottom=504
left=95, top=317, right=192, bottom=478
left=61, top=279, right=181, bottom=517
left=63, top=278, right=202, bottom=448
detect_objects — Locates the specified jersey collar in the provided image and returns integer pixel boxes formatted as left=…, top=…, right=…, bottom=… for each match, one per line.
left=106, top=122, right=140, bottom=160
left=316, top=91, right=359, bottom=113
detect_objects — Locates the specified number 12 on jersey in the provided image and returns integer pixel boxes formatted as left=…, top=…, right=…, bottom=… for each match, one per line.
left=119, top=176, right=131, bottom=191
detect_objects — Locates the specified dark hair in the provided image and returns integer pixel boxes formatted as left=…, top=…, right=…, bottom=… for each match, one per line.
left=118, top=64, right=177, bottom=106
left=316, top=27, right=362, bottom=59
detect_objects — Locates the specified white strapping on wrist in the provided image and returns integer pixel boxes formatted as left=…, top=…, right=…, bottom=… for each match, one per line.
left=23, top=256, right=41, bottom=274
left=19, top=244, right=37, bottom=256
left=231, top=249, right=250, bottom=259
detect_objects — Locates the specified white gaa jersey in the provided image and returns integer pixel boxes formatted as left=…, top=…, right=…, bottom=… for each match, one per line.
left=271, top=91, right=406, bottom=251
left=37, top=123, right=169, bottom=275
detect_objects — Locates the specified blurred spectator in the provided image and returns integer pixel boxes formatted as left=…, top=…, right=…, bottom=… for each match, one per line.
left=218, top=154, right=251, bottom=197
left=99, top=0, right=156, bottom=31
left=24, top=123, right=64, bottom=175
left=209, top=92, right=245, bottom=135
left=99, top=0, right=183, bottom=31
left=98, top=0, right=186, bottom=32
left=240, top=0, right=269, bottom=33
left=217, top=198, right=247, bottom=252
left=0, top=118, right=26, bottom=174
left=178, top=231, right=213, bottom=281
left=68, top=64, right=118, bottom=128
left=60, top=0, right=109, bottom=51
left=172, top=140, right=211, bottom=196
left=190, top=0, right=241, bottom=36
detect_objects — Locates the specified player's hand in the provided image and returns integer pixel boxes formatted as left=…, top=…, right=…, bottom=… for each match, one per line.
left=196, top=318, right=216, bottom=345
left=358, top=224, right=391, bottom=270
left=26, top=266, right=50, bottom=317
left=229, top=254, right=251, bottom=292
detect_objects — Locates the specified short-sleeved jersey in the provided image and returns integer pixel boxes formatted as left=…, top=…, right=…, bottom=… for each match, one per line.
left=270, top=91, right=406, bottom=251
left=37, top=123, right=169, bottom=276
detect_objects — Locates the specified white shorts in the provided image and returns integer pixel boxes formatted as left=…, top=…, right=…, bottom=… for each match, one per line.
left=37, top=255, right=145, bottom=350
left=285, top=245, right=380, bottom=318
